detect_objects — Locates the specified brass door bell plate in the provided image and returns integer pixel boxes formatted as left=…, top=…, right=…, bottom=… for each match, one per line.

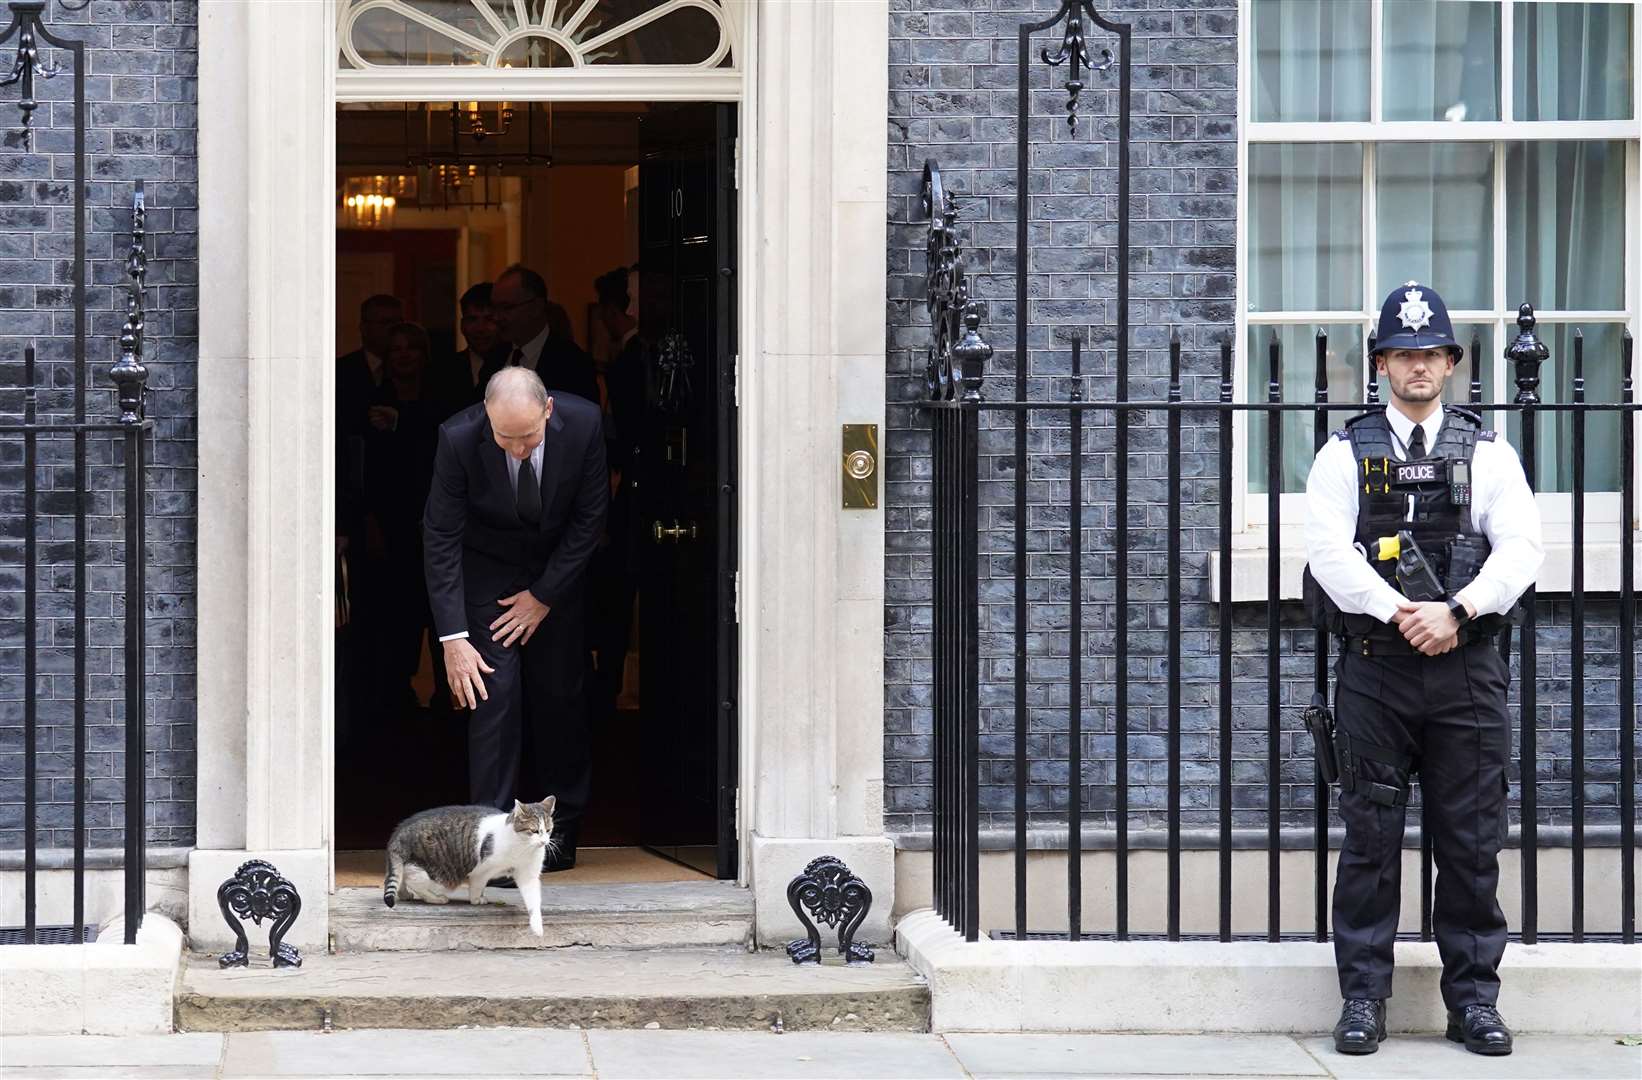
left=842, top=424, right=878, bottom=510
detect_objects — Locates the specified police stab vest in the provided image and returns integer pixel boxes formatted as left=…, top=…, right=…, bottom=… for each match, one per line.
left=1304, top=405, right=1511, bottom=641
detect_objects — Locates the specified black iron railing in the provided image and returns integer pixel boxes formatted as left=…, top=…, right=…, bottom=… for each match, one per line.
left=915, top=0, right=1636, bottom=949
left=919, top=164, right=1637, bottom=942
left=4, top=1, right=153, bottom=946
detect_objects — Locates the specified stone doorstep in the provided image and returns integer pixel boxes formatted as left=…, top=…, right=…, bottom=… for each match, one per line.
left=327, top=881, right=756, bottom=951
left=175, top=946, right=931, bottom=1034
left=895, top=909, right=1642, bottom=1036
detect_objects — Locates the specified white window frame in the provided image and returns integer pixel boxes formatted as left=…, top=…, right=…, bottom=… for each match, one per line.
left=1221, top=0, right=1642, bottom=600
left=334, top=0, right=745, bottom=101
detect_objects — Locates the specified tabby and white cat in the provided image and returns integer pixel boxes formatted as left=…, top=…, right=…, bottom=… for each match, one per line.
left=382, top=797, right=556, bottom=935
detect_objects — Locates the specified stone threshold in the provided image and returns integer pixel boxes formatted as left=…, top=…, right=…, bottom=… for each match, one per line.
left=175, top=946, right=930, bottom=1033
left=329, top=880, right=755, bottom=951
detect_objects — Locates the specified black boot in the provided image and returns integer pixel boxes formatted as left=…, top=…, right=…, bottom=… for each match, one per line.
left=1333, top=998, right=1387, bottom=1055
left=1446, top=1004, right=1513, bottom=1056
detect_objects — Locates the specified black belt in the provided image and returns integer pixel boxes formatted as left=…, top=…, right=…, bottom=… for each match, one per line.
left=1344, top=632, right=1486, bottom=657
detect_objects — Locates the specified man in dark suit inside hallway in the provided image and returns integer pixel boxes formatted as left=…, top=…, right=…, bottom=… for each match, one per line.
left=434, top=281, right=505, bottom=416
left=423, top=366, right=609, bottom=871
left=488, top=264, right=601, bottom=406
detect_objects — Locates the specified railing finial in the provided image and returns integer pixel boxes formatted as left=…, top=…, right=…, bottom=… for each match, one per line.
left=922, top=159, right=989, bottom=403
left=110, top=181, right=148, bottom=424
left=1509, top=302, right=1548, bottom=405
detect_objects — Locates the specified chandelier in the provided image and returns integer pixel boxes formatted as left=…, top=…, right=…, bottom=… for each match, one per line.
left=338, top=174, right=411, bottom=229
left=404, top=100, right=554, bottom=169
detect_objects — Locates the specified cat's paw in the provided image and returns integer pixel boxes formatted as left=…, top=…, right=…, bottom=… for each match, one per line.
left=529, top=914, right=544, bottom=937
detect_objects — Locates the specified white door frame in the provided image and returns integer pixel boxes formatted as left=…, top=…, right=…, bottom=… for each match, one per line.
left=191, top=0, right=893, bottom=952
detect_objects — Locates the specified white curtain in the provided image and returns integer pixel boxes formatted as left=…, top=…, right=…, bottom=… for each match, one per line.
left=1251, top=0, right=1370, bottom=122
left=1382, top=0, right=1501, bottom=121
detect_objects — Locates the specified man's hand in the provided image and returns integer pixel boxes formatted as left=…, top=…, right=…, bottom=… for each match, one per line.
left=367, top=404, right=399, bottom=432
left=1393, top=600, right=1460, bottom=656
left=490, top=590, right=551, bottom=648
left=443, top=638, right=495, bottom=710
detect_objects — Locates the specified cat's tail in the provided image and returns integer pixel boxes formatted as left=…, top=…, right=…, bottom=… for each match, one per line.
left=383, top=847, right=405, bottom=908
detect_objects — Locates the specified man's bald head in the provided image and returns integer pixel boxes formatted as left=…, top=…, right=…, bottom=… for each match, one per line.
left=485, top=367, right=553, bottom=460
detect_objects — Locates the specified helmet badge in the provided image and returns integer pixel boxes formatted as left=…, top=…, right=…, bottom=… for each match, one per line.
left=1397, top=286, right=1433, bottom=332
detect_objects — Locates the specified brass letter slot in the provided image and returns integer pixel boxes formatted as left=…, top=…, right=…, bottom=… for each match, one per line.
left=842, top=424, right=878, bottom=510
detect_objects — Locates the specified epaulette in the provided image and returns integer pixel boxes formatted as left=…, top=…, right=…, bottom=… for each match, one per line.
left=1444, top=404, right=1484, bottom=427
left=1477, top=429, right=1497, bottom=441
left=1342, top=408, right=1386, bottom=428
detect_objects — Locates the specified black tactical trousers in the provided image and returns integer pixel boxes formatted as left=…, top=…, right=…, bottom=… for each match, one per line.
left=1332, top=641, right=1512, bottom=1009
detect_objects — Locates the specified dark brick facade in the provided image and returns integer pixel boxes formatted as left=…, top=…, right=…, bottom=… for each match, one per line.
left=0, top=0, right=197, bottom=850
left=884, top=0, right=1640, bottom=839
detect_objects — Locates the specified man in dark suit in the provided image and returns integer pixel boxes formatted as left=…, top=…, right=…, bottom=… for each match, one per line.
left=586, top=266, right=646, bottom=724
left=336, top=294, right=404, bottom=744
left=338, top=294, right=405, bottom=547
left=424, top=366, right=608, bottom=871
left=487, top=264, right=601, bottom=405
left=433, top=282, right=505, bottom=417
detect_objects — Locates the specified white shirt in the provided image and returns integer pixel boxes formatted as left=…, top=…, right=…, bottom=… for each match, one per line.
left=437, top=438, right=547, bottom=644
left=364, top=350, right=384, bottom=385
left=1304, top=402, right=1544, bottom=624
left=505, top=439, right=545, bottom=495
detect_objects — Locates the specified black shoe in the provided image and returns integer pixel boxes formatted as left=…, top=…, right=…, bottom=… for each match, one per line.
left=1333, top=998, right=1387, bottom=1055
left=543, top=819, right=579, bottom=873
left=485, top=876, right=517, bottom=889
left=1446, top=1004, right=1513, bottom=1056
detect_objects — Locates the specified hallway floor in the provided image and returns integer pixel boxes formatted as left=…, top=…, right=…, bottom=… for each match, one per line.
left=333, top=846, right=710, bottom=887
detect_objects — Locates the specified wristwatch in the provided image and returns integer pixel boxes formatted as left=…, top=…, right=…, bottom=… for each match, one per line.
left=1446, top=595, right=1472, bottom=627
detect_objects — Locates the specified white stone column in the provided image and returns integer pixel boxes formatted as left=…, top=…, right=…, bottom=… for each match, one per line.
left=747, top=0, right=892, bottom=945
left=190, top=0, right=335, bottom=950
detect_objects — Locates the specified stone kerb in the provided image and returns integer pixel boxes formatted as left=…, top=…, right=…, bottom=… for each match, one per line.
left=895, top=908, right=1642, bottom=1035
left=0, top=913, right=183, bottom=1035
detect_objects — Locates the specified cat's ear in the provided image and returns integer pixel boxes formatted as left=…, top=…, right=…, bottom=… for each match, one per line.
left=512, top=799, right=524, bottom=815
left=541, top=796, right=556, bottom=813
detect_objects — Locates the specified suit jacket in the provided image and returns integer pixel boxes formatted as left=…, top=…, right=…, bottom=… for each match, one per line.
left=336, top=349, right=382, bottom=546
left=422, top=397, right=609, bottom=639
left=432, top=345, right=507, bottom=419
left=481, top=332, right=602, bottom=407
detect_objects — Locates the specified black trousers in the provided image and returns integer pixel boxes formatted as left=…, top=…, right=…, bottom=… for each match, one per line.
left=1332, top=641, right=1512, bottom=1009
left=462, top=584, right=591, bottom=822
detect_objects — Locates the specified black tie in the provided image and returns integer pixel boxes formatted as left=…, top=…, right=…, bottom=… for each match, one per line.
left=1407, top=425, right=1427, bottom=460
left=516, top=456, right=541, bottom=526
left=509, top=347, right=526, bottom=367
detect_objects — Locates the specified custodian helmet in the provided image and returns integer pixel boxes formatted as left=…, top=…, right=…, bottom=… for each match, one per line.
left=1369, top=281, right=1463, bottom=363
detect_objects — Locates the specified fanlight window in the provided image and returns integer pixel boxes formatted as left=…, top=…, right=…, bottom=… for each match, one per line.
left=339, top=0, right=735, bottom=70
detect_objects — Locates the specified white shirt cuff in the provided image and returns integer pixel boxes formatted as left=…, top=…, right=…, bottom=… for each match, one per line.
left=438, top=631, right=469, bottom=642
left=1363, top=589, right=1403, bottom=624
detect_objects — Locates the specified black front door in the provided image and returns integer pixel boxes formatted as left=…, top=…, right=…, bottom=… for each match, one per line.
left=636, top=104, right=738, bottom=879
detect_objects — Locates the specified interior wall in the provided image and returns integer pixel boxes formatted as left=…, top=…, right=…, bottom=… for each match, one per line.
left=521, top=165, right=631, bottom=352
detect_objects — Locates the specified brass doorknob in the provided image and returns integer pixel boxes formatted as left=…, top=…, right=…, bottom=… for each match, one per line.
left=652, top=519, right=699, bottom=543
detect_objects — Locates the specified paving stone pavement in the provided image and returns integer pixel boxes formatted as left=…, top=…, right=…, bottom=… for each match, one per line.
left=0, top=1029, right=1638, bottom=1079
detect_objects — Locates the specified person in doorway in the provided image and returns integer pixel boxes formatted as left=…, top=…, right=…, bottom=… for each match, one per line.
left=368, top=322, right=449, bottom=712
left=1303, top=282, right=1543, bottom=1057
left=434, top=282, right=506, bottom=416
left=487, top=264, right=601, bottom=406
left=584, top=266, right=647, bottom=724
left=424, top=366, right=609, bottom=872
left=337, top=294, right=405, bottom=748
left=338, top=294, right=405, bottom=551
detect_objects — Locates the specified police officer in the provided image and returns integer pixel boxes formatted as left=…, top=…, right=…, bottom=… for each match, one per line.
left=1303, top=282, right=1543, bottom=1057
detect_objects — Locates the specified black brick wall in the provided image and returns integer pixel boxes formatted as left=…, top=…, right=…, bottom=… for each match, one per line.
left=884, top=0, right=1640, bottom=839
left=0, top=0, right=197, bottom=850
